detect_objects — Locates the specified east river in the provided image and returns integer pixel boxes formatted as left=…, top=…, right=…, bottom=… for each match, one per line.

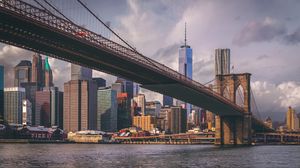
left=0, top=144, right=299, bottom=168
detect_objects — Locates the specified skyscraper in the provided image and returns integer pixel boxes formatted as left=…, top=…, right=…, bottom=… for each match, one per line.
left=97, top=87, right=118, bottom=132
left=4, top=87, right=25, bottom=124
left=132, top=94, right=146, bottom=116
left=286, top=106, right=298, bottom=131
left=31, top=53, right=43, bottom=88
left=116, top=77, right=134, bottom=101
left=44, top=57, right=54, bottom=88
left=14, top=60, right=32, bottom=87
left=63, top=64, right=96, bottom=132
left=117, top=92, right=131, bottom=130
left=178, top=23, right=192, bottom=114
left=215, top=48, right=230, bottom=76
left=93, top=77, right=106, bottom=88
left=169, top=106, right=187, bottom=134
left=71, top=64, right=92, bottom=80
left=0, top=65, right=4, bottom=123
left=163, top=95, right=173, bottom=106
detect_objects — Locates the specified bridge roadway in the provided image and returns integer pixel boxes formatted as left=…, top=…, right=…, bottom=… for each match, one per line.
left=0, top=0, right=271, bottom=132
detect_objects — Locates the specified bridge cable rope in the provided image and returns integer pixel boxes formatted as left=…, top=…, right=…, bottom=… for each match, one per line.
left=76, top=0, right=168, bottom=74
left=250, top=88, right=262, bottom=120
left=41, top=0, right=74, bottom=23
left=203, top=78, right=215, bottom=86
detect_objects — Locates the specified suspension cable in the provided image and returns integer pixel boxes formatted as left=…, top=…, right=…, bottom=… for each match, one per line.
left=41, top=0, right=73, bottom=23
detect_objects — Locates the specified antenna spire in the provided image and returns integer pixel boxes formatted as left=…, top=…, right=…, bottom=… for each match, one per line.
left=184, top=22, right=187, bottom=46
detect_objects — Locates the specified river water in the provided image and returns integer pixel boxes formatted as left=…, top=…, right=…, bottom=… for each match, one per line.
left=0, top=144, right=299, bottom=168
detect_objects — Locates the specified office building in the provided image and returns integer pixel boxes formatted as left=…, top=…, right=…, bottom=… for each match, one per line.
left=163, top=95, right=173, bottom=106
left=43, top=57, right=54, bottom=88
left=93, top=77, right=106, bottom=88
left=14, top=60, right=32, bottom=87
left=116, top=77, right=134, bottom=100
left=4, top=87, right=25, bottom=124
left=215, top=48, right=230, bottom=76
left=0, top=65, right=4, bottom=122
left=132, top=94, right=146, bottom=116
left=117, top=92, right=131, bottom=130
left=169, top=106, right=187, bottom=134
left=20, top=82, right=39, bottom=125
left=22, top=99, right=32, bottom=125
left=133, top=115, right=157, bottom=132
left=31, top=53, right=43, bottom=88
left=35, top=90, right=51, bottom=127
left=159, top=107, right=172, bottom=132
left=64, top=64, right=96, bottom=132
left=97, top=87, right=117, bottom=132
left=178, top=23, right=192, bottom=114
left=71, top=64, right=92, bottom=80
left=64, top=79, right=97, bottom=132
left=286, top=106, right=298, bottom=131
left=145, top=101, right=161, bottom=117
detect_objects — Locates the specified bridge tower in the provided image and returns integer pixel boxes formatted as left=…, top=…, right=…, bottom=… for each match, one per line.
left=215, top=73, right=252, bottom=145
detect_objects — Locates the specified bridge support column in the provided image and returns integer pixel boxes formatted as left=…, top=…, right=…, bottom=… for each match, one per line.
left=215, top=115, right=252, bottom=146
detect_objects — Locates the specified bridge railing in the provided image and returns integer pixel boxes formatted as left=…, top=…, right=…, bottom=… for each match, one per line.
left=0, top=0, right=244, bottom=113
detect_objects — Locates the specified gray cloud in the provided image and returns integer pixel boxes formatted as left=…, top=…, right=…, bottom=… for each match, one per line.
left=284, top=27, right=300, bottom=45
left=233, top=17, right=286, bottom=46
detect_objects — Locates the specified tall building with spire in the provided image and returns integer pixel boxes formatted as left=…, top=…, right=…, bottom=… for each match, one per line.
left=44, top=57, right=54, bottom=88
left=178, top=23, right=193, bottom=114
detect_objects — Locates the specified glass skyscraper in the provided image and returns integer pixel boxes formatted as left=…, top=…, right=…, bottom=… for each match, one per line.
left=215, top=48, right=230, bottom=76
left=178, top=23, right=193, bottom=114
left=4, top=87, right=25, bottom=124
left=97, top=87, right=117, bottom=132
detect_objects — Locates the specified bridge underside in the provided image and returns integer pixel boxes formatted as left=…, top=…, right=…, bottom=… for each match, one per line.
left=143, top=84, right=242, bottom=116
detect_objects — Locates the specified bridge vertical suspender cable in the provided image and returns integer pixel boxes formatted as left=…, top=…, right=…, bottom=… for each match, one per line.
left=76, top=0, right=167, bottom=74
left=76, top=0, right=136, bottom=53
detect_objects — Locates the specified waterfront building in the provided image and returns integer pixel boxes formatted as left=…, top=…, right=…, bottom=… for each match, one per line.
left=64, top=64, right=97, bottom=132
left=0, top=65, right=4, bottom=122
left=97, top=87, right=117, bottom=132
left=35, top=90, right=51, bottom=127
left=159, top=106, right=172, bottom=132
left=132, top=115, right=157, bottom=132
left=4, top=87, right=25, bottom=124
left=22, top=99, right=32, bottom=125
left=145, top=101, right=161, bottom=117
left=163, top=95, right=173, bottom=106
left=286, top=106, right=298, bottom=131
left=178, top=23, right=192, bottom=114
left=215, top=48, right=230, bottom=76
left=169, top=106, right=187, bottom=134
left=264, top=116, right=273, bottom=129
left=14, top=60, right=32, bottom=87
left=64, top=79, right=97, bottom=132
left=117, top=92, right=131, bottom=130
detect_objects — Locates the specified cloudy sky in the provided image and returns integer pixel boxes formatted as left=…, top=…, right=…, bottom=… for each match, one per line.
left=1, top=0, right=300, bottom=122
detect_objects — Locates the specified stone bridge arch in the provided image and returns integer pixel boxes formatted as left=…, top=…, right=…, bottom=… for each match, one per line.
left=214, top=73, right=252, bottom=145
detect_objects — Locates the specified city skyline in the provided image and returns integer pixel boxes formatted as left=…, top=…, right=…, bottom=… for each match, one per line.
left=1, top=0, right=300, bottom=123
